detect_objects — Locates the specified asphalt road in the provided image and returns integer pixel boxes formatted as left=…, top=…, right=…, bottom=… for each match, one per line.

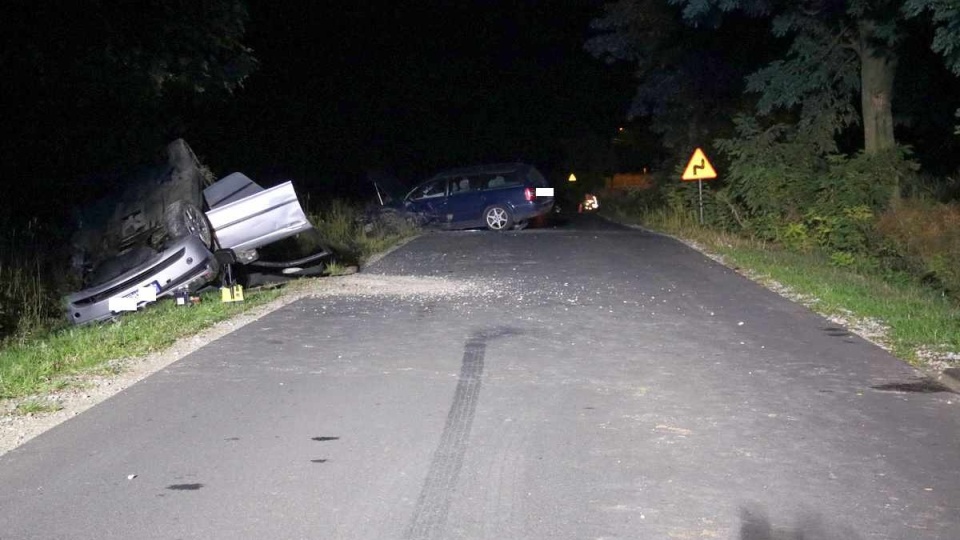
left=1, top=214, right=958, bottom=539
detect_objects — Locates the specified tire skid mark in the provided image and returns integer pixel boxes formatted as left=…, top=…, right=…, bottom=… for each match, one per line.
left=405, top=327, right=522, bottom=540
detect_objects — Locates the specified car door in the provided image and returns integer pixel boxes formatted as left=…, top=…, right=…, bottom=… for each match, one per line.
left=203, top=173, right=313, bottom=252
left=404, top=178, right=448, bottom=223
left=443, top=175, right=484, bottom=226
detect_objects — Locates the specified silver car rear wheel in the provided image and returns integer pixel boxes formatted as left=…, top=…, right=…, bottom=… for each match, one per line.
left=484, top=205, right=513, bottom=231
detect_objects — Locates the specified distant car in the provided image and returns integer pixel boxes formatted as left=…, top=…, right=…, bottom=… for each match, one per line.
left=65, top=140, right=319, bottom=325
left=582, top=193, right=599, bottom=211
left=402, top=163, right=554, bottom=231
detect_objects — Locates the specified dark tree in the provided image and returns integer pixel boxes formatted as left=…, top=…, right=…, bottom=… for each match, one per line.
left=0, top=0, right=257, bottom=215
left=587, top=1, right=774, bottom=156
left=589, top=0, right=960, bottom=155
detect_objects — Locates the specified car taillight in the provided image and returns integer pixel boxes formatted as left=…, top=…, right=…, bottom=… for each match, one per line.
left=524, top=187, right=534, bottom=201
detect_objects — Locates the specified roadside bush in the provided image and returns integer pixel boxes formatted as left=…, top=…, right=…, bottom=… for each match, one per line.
left=777, top=221, right=812, bottom=252
left=713, top=117, right=917, bottom=236
left=0, top=219, right=66, bottom=343
left=602, top=118, right=960, bottom=294
left=876, top=198, right=960, bottom=296
left=600, top=176, right=666, bottom=215
left=309, top=199, right=363, bottom=263
left=900, top=169, right=960, bottom=202
left=816, top=150, right=918, bottom=211
left=309, top=199, right=419, bottom=265
left=803, top=205, right=876, bottom=254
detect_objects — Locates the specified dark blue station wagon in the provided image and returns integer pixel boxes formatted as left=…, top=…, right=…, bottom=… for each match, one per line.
left=403, top=163, right=555, bottom=231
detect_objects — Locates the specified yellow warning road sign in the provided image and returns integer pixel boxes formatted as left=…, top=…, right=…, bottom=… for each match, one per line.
left=681, top=148, right=717, bottom=181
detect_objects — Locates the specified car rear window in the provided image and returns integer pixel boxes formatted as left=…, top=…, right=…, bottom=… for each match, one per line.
left=526, top=168, right=548, bottom=187
left=481, top=173, right=522, bottom=190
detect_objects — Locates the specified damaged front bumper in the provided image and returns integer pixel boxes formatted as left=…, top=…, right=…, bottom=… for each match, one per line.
left=65, top=236, right=219, bottom=325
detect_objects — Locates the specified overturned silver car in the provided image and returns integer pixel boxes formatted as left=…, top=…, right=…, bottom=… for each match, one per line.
left=65, top=140, right=321, bottom=325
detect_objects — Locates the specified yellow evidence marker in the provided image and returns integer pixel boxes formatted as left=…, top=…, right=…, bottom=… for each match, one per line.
left=221, top=284, right=244, bottom=303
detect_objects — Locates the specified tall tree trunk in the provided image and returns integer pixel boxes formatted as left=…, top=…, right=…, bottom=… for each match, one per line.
left=859, top=21, right=898, bottom=155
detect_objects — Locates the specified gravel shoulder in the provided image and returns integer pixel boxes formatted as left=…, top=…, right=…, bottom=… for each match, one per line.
left=0, top=272, right=483, bottom=457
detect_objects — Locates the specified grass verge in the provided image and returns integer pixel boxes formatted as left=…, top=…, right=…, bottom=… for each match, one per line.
left=322, top=261, right=354, bottom=276
left=311, top=199, right=420, bottom=266
left=0, top=218, right=67, bottom=343
left=14, top=399, right=64, bottom=416
left=0, top=288, right=280, bottom=400
left=603, top=207, right=960, bottom=369
left=0, top=198, right=417, bottom=410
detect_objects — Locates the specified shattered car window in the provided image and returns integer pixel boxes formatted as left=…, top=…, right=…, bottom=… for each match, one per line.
left=410, top=180, right=446, bottom=200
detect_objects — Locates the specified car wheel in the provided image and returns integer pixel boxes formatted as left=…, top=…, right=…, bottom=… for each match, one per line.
left=164, top=200, right=213, bottom=248
left=483, top=205, right=513, bottom=231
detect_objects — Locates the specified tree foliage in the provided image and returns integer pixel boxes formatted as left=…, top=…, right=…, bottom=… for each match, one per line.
left=903, top=0, right=960, bottom=132
left=903, top=0, right=960, bottom=75
left=692, top=118, right=918, bottom=258
left=587, top=1, right=768, bottom=153
left=590, top=0, right=960, bottom=156
left=594, top=1, right=960, bottom=287
left=3, top=1, right=257, bottom=97
left=676, top=0, right=909, bottom=153
left=0, top=0, right=258, bottom=216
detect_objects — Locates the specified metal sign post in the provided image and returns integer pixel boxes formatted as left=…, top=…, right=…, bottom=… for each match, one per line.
left=698, top=179, right=704, bottom=225
left=681, top=148, right=718, bottom=225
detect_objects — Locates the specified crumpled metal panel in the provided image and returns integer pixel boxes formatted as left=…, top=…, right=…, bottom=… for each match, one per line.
left=205, top=180, right=313, bottom=252
left=203, top=172, right=263, bottom=208
left=65, top=235, right=219, bottom=325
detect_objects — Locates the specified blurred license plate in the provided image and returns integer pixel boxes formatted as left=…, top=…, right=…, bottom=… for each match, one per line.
left=109, top=283, right=160, bottom=312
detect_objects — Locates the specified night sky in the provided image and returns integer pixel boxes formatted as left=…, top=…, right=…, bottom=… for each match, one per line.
left=206, top=0, right=636, bottom=192
left=0, top=1, right=636, bottom=219
left=6, top=1, right=958, bottom=223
